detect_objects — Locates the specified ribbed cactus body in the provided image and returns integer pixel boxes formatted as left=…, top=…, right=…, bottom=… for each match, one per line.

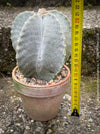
left=11, top=9, right=71, bottom=81
left=11, top=11, right=34, bottom=51
left=49, top=10, right=71, bottom=60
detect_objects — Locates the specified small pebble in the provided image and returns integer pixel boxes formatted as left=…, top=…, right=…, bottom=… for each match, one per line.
left=88, top=118, right=93, bottom=123
left=47, top=129, right=52, bottom=134
left=63, top=122, right=68, bottom=127
left=57, top=75, right=62, bottom=80
left=30, top=80, right=36, bottom=85
left=31, top=120, right=34, bottom=123
left=20, top=75, right=24, bottom=79
left=26, top=126, right=30, bottom=130
left=32, top=77, right=36, bottom=81
left=61, top=70, right=66, bottom=77
left=0, top=128, right=4, bottom=134
left=87, top=124, right=91, bottom=128
left=35, top=127, right=42, bottom=132
left=36, top=79, right=43, bottom=84
left=10, top=129, right=14, bottom=132
left=18, top=115, right=22, bottom=118
left=49, top=80, right=53, bottom=84
left=64, top=116, right=67, bottom=119
left=3, top=112, right=5, bottom=115
left=15, top=123, right=20, bottom=126
left=18, top=108, right=22, bottom=112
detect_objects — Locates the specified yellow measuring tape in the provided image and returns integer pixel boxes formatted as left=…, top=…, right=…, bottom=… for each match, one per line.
left=71, top=0, right=83, bottom=116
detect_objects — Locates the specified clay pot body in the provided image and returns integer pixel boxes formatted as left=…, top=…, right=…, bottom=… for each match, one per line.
left=12, top=65, right=70, bottom=121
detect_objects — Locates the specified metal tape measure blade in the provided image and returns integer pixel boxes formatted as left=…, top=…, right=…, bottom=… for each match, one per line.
left=71, top=0, right=83, bottom=116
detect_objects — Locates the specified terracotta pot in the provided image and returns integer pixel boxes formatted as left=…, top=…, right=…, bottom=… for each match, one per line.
left=12, top=65, right=70, bottom=121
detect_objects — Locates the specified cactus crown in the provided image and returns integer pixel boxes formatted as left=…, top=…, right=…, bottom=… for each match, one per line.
left=11, top=9, right=71, bottom=81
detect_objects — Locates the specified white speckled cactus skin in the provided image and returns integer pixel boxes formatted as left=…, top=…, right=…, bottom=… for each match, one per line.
left=49, top=10, right=71, bottom=60
left=11, top=11, right=34, bottom=51
left=11, top=9, right=71, bottom=81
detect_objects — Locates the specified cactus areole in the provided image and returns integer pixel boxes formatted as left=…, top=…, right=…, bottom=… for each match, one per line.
left=11, top=9, right=71, bottom=81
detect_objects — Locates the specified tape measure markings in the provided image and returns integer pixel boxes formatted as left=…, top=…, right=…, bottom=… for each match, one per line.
left=71, top=0, right=83, bottom=116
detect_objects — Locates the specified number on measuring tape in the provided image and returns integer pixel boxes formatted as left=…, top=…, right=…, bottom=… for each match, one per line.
left=71, top=0, right=83, bottom=116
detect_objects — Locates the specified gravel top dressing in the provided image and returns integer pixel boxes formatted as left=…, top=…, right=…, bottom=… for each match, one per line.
left=15, top=67, right=68, bottom=86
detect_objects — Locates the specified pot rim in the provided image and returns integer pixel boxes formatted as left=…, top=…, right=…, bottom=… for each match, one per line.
left=12, top=65, right=70, bottom=88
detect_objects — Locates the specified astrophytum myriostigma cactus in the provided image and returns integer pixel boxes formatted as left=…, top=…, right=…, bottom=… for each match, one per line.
left=11, top=9, right=71, bottom=81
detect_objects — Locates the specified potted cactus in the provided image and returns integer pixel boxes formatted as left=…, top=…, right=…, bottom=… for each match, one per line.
left=11, top=9, right=71, bottom=121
